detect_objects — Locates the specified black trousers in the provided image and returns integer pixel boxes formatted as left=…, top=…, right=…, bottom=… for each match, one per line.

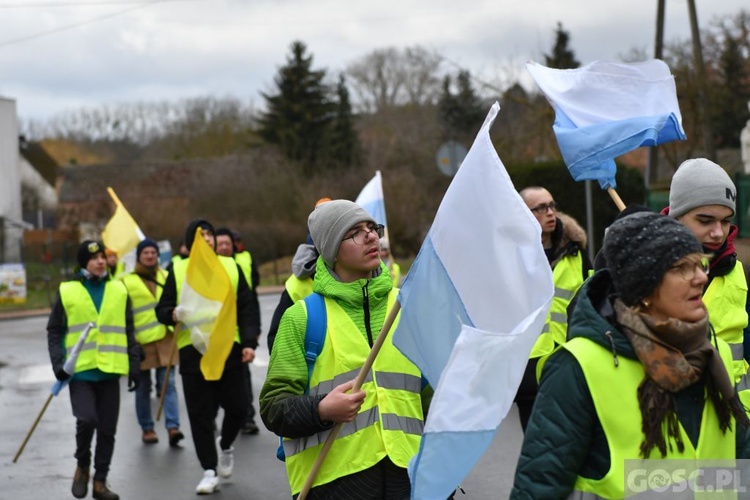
left=181, top=367, right=248, bottom=471
left=69, top=379, right=121, bottom=481
left=243, top=364, right=256, bottom=422
left=512, top=357, right=539, bottom=433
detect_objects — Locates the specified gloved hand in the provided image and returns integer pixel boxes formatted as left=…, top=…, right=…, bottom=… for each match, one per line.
left=128, top=375, right=140, bottom=392
left=54, top=367, right=70, bottom=381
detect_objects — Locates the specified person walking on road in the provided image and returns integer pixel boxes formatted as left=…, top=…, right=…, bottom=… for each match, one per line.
left=156, top=219, right=261, bottom=495
left=47, top=240, right=140, bottom=500
left=215, top=227, right=261, bottom=436
left=119, top=238, right=184, bottom=446
left=261, top=200, right=427, bottom=499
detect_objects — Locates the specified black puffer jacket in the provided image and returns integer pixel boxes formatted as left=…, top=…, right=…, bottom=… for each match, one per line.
left=511, top=269, right=750, bottom=499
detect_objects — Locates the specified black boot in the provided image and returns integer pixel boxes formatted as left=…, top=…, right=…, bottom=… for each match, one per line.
left=92, top=479, right=119, bottom=500
left=71, top=465, right=89, bottom=499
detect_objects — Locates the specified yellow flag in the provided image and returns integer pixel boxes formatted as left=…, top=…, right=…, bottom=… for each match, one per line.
left=181, top=227, right=237, bottom=380
left=101, top=187, right=143, bottom=256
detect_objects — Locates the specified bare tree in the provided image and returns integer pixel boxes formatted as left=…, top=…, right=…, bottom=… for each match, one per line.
left=346, top=45, right=443, bottom=112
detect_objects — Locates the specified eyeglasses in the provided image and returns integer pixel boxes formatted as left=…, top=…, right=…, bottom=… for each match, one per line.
left=669, top=258, right=710, bottom=281
left=530, top=202, right=557, bottom=214
left=343, top=224, right=384, bottom=245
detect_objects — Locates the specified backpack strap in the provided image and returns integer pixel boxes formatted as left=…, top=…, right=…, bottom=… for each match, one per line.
left=303, top=292, right=327, bottom=392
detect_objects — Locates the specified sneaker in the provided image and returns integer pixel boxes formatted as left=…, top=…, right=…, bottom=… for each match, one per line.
left=92, top=479, right=120, bottom=500
left=142, top=429, right=158, bottom=444
left=71, top=465, right=89, bottom=498
left=168, top=428, right=185, bottom=447
left=241, top=420, right=259, bottom=435
left=195, top=470, right=220, bottom=495
left=216, top=437, right=234, bottom=478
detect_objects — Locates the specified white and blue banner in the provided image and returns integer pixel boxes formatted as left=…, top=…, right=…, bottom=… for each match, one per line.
left=526, top=59, right=687, bottom=189
left=392, top=103, right=554, bottom=500
left=355, top=170, right=388, bottom=227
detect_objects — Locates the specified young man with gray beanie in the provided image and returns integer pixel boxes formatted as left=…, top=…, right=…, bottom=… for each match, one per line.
left=665, top=158, right=750, bottom=407
left=260, top=199, right=428, bottom=498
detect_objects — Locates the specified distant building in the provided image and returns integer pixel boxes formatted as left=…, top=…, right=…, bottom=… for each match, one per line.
left=0, top=97, right=59, bottom=262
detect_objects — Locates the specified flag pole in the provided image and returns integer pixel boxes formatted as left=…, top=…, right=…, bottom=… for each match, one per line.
left=156, top=326, right=179, bottom=421
left=606, top=187, right=626, bottom=212
left=106, top=187, right=123, bottom=207
left=297, top=300, right=402, bottom=500
left=13, top=393, right=54, bottom=463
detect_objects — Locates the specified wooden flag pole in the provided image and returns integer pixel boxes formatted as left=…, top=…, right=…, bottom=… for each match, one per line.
left=297, top=300, right=402, bottom=500
left=13, top=393, right=54, bottom=463
left=606, top=187, right=626, bottom=212
left=156, top=326, right=179, bottom=422
left=106, top=186, right=124, bottom=207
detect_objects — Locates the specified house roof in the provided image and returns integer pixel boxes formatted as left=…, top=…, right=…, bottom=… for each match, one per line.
left=18, top=136, right=59, bottom=185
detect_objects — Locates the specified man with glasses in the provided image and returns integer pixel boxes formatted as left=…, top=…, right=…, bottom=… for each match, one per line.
left=261, top=199, right=427, bottom=499
left=664, top=158, right=749, bottom=408
left=514, top=186, right=591, bottom=431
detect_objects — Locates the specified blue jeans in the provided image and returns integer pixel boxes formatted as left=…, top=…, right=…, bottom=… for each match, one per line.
left=135, top=367, right=180, bottom=430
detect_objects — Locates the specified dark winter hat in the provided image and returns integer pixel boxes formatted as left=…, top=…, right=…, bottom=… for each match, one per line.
left=184, top=219, right=214, bottom=251
left=77, top=240, right=106, bottom=269
left=603, top=212, right=702, bottom=306
left=669, top=158, right=736, bottom=218
left=308, top=200, right=376, bottom=268
left=136, top=238, right=159, bottom=261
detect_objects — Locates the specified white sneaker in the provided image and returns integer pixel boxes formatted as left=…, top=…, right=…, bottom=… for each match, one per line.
left=195, top=469, right=220, bottom=494
left=216, top=436, right=234, bottom=478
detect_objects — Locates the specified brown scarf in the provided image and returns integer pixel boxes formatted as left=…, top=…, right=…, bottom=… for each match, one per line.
left=614, top=299, right=748, bottom=457
left=134, top=262, right=158, bottom=297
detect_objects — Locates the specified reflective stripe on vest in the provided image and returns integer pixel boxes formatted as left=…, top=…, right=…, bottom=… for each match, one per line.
left=703, top=262, right=748, bottom=384
left=235, top=251, right=253, bottom=290
left=559, top=337, right=735, bottom=499
left=120, top=269, right=168, bottom=345
left=530, top=252, right=584, bottom=358
left=285, top=274, right=314, bottom=303
left=172, top=256, right=240, bottom=349
left=284, top=289, right=423, bottom=495
left=59, top=280, right=130, bottom=375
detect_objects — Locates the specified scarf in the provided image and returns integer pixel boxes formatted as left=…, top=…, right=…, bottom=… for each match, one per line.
left=134, top=262, right=159, bottom=296
left=614, top=299, right=748, bottom=457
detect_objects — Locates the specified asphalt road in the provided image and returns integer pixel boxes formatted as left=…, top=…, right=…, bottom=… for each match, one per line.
left=0, top=293, right=522, bottom=499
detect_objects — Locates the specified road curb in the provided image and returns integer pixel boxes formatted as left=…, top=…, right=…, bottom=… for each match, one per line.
left=0, top=285, right=285, bottom=321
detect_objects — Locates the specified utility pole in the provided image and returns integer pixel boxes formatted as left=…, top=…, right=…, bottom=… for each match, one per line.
left=687, top=0, right=716, bottom=161
left=646, top=0, right=666, bottom=190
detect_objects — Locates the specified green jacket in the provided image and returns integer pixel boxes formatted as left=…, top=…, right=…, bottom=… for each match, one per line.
left=260, top=257, right=396, bottom=439
left=511, top=269, right=750, bottom=499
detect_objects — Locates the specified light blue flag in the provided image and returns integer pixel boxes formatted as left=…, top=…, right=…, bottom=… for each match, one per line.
left=392, top=103, right=554, bottom=500
left=526, top=59, right=687, bottom=190
left=355, top=170, right=388, bottom=227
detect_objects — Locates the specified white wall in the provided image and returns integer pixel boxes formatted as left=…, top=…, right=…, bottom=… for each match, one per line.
left=0, top=98, right=23, bottom=262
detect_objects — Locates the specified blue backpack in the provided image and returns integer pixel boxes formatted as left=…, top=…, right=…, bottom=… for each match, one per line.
left=276, top=292, right=327, bottom=461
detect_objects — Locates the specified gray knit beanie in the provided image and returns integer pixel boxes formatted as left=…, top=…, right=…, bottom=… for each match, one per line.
left=603, top=212, right=702, bottom=306
left=308, top=200, right=376, bottom=268
left=669, top=158, right=736, bottom=218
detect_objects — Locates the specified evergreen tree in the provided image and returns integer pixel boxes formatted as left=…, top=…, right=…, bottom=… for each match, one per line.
left=713, top=34, right=750, bottom=148
left=437, top=70, right=485, bottom=143
left=545, top=22, right=581, bottom=69
left=259, top=41, right=333, bottom=172
left=322, top=74, right=362, bottom=168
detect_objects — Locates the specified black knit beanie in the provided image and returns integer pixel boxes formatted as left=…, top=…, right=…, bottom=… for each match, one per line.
left=77, top=240, right=106, bottom=269
left=184, top=219, right=214, bottom=251
left=603, top=212, right=702, bottom=306
left=136, top=238, right=159, bottom=261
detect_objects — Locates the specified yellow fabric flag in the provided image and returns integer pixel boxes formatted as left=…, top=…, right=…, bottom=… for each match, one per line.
left=101, top=187, right=143, bottom=256
left=181, top=227, right=237, bottom=381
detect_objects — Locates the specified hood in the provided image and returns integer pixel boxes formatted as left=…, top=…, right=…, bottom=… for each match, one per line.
left=549, top=212, right=587, bottom=265
left=566, top=269, right=637, bottom=361
left=184, top=219, right=214, bottom=252
left=291, top=243, right=319, bottom=279
left=311, top=257, right=392, bottom=309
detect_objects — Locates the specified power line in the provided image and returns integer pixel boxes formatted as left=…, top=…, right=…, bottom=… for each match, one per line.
left=0, top=0, right=185, bottom=8
left=0, top=0, right=188, bottom=48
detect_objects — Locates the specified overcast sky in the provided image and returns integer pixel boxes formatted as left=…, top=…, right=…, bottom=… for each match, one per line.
left=0, top=0, right=746, bottom=123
